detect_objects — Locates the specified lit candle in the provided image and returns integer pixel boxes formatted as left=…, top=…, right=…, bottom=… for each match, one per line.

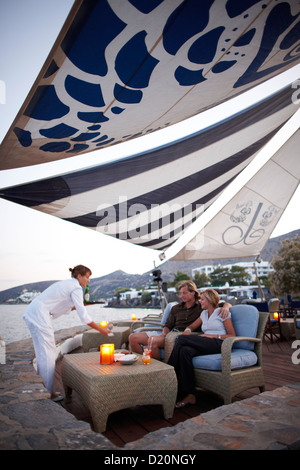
left=273, top=312, right=280, bottom=320
left=100, top=321, right=108, bottom=328
left=100, top=344, right=114, bottom=364
left=132, top=313, right=136, bottom=321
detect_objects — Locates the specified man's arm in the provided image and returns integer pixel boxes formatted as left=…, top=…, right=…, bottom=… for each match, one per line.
left=218, top=302, right=232, bottom=319
left=161, top=326, right=170, bottom=338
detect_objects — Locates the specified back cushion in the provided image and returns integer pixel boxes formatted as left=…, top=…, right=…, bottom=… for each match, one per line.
left=162, top=302, right=178, bottom=324
left=230, top=305, right=259, bottom=351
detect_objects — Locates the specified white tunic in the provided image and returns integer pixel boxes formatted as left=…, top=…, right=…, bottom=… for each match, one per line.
left=23, top=278, right=92, bottom=325
left=23, top=278, right=93, bottom=394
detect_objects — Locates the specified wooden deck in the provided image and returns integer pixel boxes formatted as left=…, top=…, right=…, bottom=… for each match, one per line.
left=54, top=337, right=299, bottom=448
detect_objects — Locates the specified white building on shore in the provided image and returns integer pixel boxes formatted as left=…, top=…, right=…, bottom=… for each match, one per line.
left=192, top=261, right=274, bottom=283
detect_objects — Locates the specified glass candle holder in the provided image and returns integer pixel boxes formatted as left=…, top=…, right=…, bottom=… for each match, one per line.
left=273, top=312, right=280, bottom=320
left=100, top=344, right=114, bottom=364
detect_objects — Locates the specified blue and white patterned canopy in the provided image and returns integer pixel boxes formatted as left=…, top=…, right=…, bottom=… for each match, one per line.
left=0, top=0, right=299, bottom=261
left=0, top=0, right=299, bottom=169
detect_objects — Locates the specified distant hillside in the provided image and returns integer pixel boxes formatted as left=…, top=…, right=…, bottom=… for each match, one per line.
left=0, top=280, right=57, bottom=304
left=0, top=229, right=299, bottom=303
left=158, top=229, right=300, bottom=279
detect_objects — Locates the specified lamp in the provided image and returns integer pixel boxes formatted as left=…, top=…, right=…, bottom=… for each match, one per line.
left=273, top=312, right=280, bottom=321
left=100, top=344, right=114, bottom=364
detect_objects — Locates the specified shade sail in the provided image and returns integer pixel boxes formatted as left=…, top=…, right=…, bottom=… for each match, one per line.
left=1, top=0, right=300, bottom=169
left=172, top=128, right=300, bottom=261
left=1, top=84, right=298, bottom=253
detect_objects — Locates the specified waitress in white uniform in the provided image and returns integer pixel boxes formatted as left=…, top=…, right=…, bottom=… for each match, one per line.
left=23, top=265, right=109, bottom=400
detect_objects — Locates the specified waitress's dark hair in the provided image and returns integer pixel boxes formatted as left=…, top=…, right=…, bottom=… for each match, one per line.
left=69, top=265, right=92, bottom=278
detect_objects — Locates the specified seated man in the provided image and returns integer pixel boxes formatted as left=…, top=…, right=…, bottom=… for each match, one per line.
left=129, top=280, right=231, bottom=360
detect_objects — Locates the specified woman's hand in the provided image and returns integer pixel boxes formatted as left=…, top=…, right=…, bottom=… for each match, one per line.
left=183, top=328, right=191, bottom=335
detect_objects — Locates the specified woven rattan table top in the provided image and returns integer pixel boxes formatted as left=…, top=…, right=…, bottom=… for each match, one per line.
left=63, top=351, right=174, bottom=378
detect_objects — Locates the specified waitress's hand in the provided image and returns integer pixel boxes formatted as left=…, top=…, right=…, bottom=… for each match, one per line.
left=99, top=326, right=110, bottom=336
left=88, top=321, right=110, bottom=335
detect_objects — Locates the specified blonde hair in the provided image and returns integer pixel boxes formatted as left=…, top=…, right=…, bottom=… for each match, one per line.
left=201, top=289, right=220, bottom=309
left=178, top=280, right=200, bottom=302
left=69, top=265, right=92, bottom=278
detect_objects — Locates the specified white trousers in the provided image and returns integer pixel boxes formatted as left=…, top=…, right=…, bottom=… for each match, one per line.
left=23, top=302, right=56, bottom=394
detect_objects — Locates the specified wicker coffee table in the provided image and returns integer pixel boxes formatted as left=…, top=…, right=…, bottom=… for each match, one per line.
left=61, top=352, right=177, bottom=432
left=82, top=326, right=130, bottom=352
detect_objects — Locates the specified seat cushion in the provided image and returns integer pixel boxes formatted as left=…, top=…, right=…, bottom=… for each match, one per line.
left=192, top=349, right=258, bottom=371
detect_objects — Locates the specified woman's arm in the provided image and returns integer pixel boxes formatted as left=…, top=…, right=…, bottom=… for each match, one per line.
left=202, top=317, right=236, bottom=339
left=183, top=316, right=202, bottom=335
left=222, top=317, right=236, bottom=338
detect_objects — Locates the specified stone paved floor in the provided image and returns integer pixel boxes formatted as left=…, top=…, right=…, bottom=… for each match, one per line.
left=1, top=327, right=299, bottom=450
left=0, top=327, right=117, bottom=450
left=126, top=383, right=300, bottom=450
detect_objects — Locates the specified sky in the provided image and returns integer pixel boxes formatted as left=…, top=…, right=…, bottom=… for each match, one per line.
left=0, top=0, right=299, bottom=292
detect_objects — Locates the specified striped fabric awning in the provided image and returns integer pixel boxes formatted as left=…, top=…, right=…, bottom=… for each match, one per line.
left=0, top=0, right=299, bottom=169
left=1, top=85, right=298, bottom=254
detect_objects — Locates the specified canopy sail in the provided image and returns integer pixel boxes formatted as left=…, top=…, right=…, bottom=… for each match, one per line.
left=1, top=0, right=299, bottom=169
left=171, top=128, right=300, bottom=261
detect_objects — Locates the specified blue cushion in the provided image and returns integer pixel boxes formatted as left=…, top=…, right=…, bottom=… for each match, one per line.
left=296, top=319, right=300, bottom=329
left=142, top=302, right=177, bottom=328
left=191, top=305, right=259, bottom=371
left=192, top=349, right=258, bottom=371
left=161, top=302, right=178, bottom=324
left=230, top=305, right=259, bottom=351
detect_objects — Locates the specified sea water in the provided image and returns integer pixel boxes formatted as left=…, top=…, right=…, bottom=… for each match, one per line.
left=0, top=304, right=160, bottom=344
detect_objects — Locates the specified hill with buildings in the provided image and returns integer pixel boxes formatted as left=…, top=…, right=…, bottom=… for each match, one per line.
left=0, top=229, right=299, bottom=304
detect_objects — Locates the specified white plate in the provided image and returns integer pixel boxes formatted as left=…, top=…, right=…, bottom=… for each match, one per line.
left=117, top=354, right=138, bottom=365
left=114, top=353, right=125, bottom=361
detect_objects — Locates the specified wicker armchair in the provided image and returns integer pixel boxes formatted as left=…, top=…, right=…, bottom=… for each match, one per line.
left=264, top=298, right=281, bottom=343
left=129, top=302, right=178, bottom=360
left=165, top=305, right=269, bottom=405
left=129, top=302, right=178, bottom=334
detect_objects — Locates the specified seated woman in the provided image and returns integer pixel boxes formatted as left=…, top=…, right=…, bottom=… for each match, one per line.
left=168, top=288, right=236, bottom=408
left=129, top=281, right=231, bottom=360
